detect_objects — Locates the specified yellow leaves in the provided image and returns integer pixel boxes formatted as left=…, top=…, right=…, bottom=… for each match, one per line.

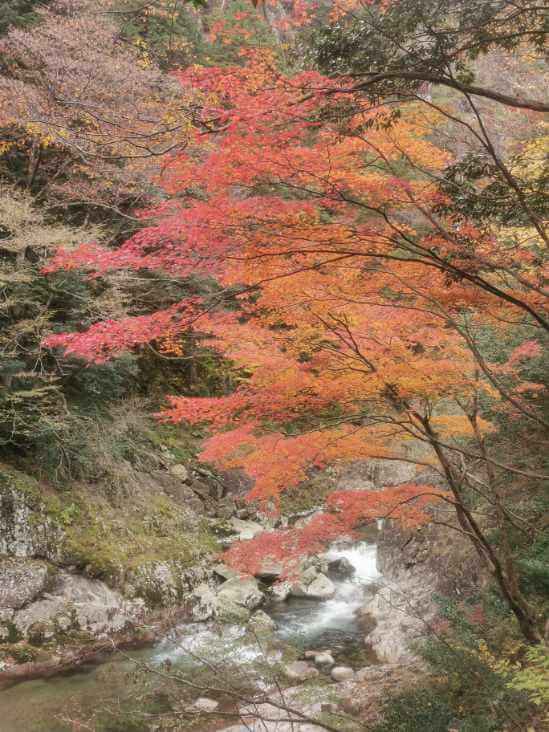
left=511, top=126, right=549, bottom=181
left=431, top=414, right=496, bottom=438
left=0, top=141, right=15, bottom=155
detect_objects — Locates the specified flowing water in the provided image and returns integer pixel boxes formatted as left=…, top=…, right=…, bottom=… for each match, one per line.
left=268, top=542, right=380, bottom=649
left=0, top=542, right=380, bottom=731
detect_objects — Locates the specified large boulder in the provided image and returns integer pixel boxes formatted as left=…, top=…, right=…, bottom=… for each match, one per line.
left=255, top=558, right=283, bottom=581
left=126, top=561, right=210, bottom=608
left=331, top=666, right=355, bottom=682
left=215, top=599, right=251, bottom=623
left=213, top=564, right=241, bottom=582
left=248, top=609, right=276, bottom=634
left=0, top=558, right=51, bottom=610
left=314, top=651, right=335, bottom=668
left=9, top=571, right=145, bottom=643
left=270, top=581, right=291, bottom=602
left=327, top=557, right=355, bottom=579
left=216, top=576, right=264, bottom=610
left=290, top=567, right=335, bottom=600
left=190, top=583, right=218, bottom=621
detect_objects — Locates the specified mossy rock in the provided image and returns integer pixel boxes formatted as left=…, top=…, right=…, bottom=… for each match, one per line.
left=0, top=462, right=219, bottom=609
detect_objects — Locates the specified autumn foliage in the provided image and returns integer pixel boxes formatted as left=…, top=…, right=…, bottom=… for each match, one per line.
left=42, top=5, right=546, bottom=638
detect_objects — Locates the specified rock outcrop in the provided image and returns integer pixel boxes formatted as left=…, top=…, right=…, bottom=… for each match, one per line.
left=290, top=565, right=335, bottom=600
left=362, top=508, right=484, bottom=663
left=190, top=575, right=265, bottom=623
left=0, top=461, right=219, bottom=674
left=0, top=559, right=52, bottom=611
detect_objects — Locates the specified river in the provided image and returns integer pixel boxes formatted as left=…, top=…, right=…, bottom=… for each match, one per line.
left=0, top=543, right=380, bottom=731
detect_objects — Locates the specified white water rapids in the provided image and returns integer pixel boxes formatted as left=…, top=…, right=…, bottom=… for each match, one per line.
left=270, top=542, right=380, bottom=648
left=154, top=541, right=381, bottom=665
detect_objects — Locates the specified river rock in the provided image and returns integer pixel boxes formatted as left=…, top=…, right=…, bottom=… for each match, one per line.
left=216, top=576, right=264, bottom=610
left=193, top=697, right=219, bottom=713
left=221, top=687, right=328, bottom=731
left=291, top=567, right=335, bottom=600
left=327, top=557, right=355, bottom=579
left=216, top=599, right=251, bottom=623
left=0, top=558, right=51, bottom=610
left=190, top=583, right=217, bottom=621
left=229, top=518, right=264, bottom=541
left=314, top=651, right=335, bottom=668
left=331, top=666, right=355, bottom=682
left=213, top=564, right=241, bottom=581
left=283, top=660, right=320, bottom=682
left=270, top=581, right=291, bottom=602
left=255, top=558, right=283, bottom=581
left=248, top=609, right=276, bottom=634
left=10, top=571, right=144, bottom=643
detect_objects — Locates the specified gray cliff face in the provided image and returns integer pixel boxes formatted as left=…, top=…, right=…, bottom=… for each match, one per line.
left=0, top=479, right=64, bottom=561
left=331, top=460, right=487, bottom=664
left=1, top=569, right=146, bottom=645
left=0, top=462, right=217, bottom=656
left=363, top=511, right=485, bottom=663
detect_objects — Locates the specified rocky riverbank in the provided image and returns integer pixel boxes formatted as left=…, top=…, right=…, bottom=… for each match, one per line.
left=0, top=452, right=487, bottom=732
left=0, top=457, right=223, bottom=680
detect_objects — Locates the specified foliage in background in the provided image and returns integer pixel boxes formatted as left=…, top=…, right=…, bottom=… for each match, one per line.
left=0, top=0, right=45, bottom=35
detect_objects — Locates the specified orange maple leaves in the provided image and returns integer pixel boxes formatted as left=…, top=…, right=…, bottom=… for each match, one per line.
left=42, top=49, right=544, bottom=570
left=223, top=483, right=447, bottom=577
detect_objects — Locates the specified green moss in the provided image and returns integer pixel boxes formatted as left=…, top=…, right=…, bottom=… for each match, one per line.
left=62, top=490, right=218, bottom=583
left=144, top=422, right=204, bottom=464
left=0, top=461, right=218, bottom=592
left=0, top=463, right=43, bottom=507
left=2, top=621, right=22, bottom=644
left=0, top=643, right=38, bottom=664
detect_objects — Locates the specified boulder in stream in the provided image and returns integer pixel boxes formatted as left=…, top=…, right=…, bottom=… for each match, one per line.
left=290, top=567, right=335, bottom=600
left=217, top=576, right=264, bottom=610
left=314, top=651, right=335, bottom=668
left=270, top=581, right=291, bottom=602
left=248, top=609, right=277, bottom=634
left=327, top=556, right=355, bottom=579
left=255, top=558, right=283, bottom=581
left=190, top=583, right=217, bottom=621
left=10, top=571, right=145, bottom=643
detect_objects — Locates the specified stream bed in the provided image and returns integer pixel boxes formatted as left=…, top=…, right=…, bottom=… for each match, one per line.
left=0, top=543, right=380, bottom=731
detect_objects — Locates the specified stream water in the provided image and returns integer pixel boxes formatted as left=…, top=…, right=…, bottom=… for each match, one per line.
left=0, top=542, right=380, bottom=731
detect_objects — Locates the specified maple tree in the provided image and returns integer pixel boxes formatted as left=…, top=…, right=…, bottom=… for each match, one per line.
left=43, top=4, right=547, bottom=641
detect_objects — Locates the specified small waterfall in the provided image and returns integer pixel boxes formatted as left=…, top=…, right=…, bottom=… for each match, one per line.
left=325, top=542, right=380, bottom=585
left=268, top=542, right=380, bottom=647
